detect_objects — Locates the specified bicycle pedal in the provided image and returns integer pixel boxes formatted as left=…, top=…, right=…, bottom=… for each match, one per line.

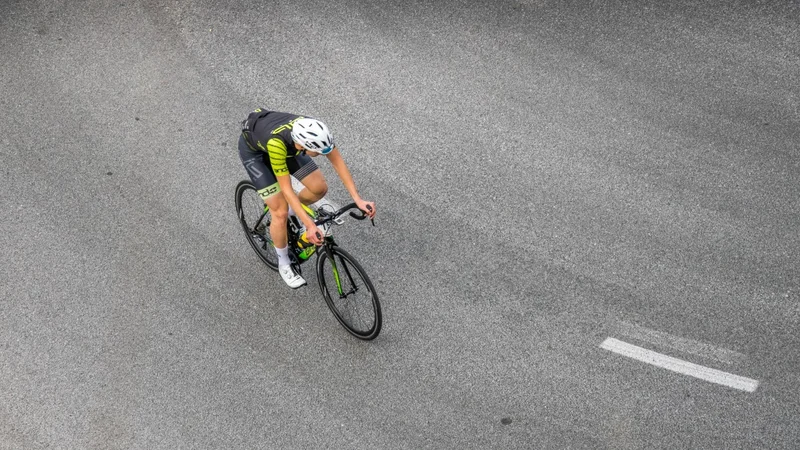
left=333, top=216, right=345, bottom=225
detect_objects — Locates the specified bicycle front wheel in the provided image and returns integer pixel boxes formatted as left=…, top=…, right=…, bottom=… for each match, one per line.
left=235, top=180, right=278, bottom=271
left=316, top=246, right=382, bottom=340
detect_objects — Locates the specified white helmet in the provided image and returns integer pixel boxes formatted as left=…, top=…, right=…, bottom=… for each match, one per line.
left=291, top=118, right=335, bottom=154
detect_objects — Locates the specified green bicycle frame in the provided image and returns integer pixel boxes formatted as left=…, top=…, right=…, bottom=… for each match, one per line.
left=330, top=254, right=344, bottom=295
left=323, top=242, right=360, bottom=298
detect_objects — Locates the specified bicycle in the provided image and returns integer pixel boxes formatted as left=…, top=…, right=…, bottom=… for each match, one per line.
left=234, top=180, right=382, bottom=340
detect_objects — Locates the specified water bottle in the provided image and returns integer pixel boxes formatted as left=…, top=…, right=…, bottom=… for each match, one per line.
left=297, top=229, right=316, bottom=260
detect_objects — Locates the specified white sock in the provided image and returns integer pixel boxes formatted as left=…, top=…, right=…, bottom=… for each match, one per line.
left=275, top=246, right=290, bottom=266
left=287, top=205, right=295, bottom=217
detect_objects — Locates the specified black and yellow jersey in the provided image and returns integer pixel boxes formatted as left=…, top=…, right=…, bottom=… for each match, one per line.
left=241, top=109, right=306, bottom=176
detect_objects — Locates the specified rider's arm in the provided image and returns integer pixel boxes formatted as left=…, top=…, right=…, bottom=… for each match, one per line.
left=267, top=137, right=322, bottom=241
left=326, top=147, right=363, bottom=202
left=325, top=147, right=375, bottom=218
left=325, top=147, right=376, bottom=218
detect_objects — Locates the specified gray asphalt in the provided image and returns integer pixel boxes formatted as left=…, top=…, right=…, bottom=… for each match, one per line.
left=2, top=0, right=799, bottom=448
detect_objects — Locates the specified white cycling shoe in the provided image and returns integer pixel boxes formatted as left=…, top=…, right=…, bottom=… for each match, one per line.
left=279, top=264, right=306, bottom=289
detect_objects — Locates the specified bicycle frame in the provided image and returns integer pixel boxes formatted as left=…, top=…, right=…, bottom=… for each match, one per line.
left=254, top=201, right=369, bottom=296
left=254, top=209, right=269, bottom=230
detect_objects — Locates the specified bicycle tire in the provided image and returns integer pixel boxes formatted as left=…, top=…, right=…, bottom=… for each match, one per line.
left=316, top=246, right=382, bottom=340
left=235, top=180, right=278, bottom=271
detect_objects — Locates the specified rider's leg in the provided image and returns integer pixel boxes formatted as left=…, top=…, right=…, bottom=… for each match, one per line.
left=265, top=190, right=306, bottom=288
left=264, top=192, right=289, bottom=249
left=296, top=168, right=328, bottom=205
left=287, top=153, right=326, bottom=208
left=239, top=135, right=304, bottom=287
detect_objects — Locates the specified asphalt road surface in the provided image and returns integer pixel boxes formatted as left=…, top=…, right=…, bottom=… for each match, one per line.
left=2, top=0, right=799, bottom=448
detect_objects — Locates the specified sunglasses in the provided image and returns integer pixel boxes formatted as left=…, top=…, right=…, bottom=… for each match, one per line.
left=303, top=144, right=334, bottom=155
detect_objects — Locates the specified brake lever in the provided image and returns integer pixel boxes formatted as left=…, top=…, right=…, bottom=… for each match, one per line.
left=365, top=204, right=375, bottom=226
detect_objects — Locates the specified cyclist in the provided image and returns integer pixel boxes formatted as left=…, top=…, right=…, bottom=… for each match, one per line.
left=238, top=108, right=376, bottom=289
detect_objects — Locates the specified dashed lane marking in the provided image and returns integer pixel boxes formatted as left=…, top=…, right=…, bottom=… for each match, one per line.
left=600, top=337, right=759, bottom=393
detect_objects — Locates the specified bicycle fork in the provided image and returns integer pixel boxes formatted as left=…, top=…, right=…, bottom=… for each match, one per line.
left=325, top=248, right=358, bottom=298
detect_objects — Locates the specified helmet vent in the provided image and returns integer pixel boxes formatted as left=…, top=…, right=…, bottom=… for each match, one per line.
left=291, top=117, right=333, bottom=152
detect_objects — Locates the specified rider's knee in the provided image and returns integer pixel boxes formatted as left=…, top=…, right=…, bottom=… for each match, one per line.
left=272, top=210, right=288, bottom=223
left=311, top=183, right=328, bottom=201
left=269, top=201, right=289, bottom=222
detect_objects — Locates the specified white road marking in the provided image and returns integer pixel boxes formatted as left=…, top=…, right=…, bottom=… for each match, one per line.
left=600, top=337, right=759, bottom=393
left=617, top=321, right=747, bottom=365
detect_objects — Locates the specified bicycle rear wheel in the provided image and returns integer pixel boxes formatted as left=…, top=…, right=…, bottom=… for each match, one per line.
left=235, top=180, right=278, bottom=271
left=316, top=246, right=382, bottom=340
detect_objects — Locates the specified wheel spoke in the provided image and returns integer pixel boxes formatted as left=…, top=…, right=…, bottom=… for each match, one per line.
left=317, top=248, right=381, bottom=340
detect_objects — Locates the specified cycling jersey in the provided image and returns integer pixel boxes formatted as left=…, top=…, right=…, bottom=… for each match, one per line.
left=241, top=109, right=307, bottom=176
left=239, top=108, right=318, bottom=199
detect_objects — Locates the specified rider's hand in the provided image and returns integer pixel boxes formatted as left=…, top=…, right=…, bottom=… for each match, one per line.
left=306, top=224, right=325, bottom=245
left=356, top=199, right=376, bottom=219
